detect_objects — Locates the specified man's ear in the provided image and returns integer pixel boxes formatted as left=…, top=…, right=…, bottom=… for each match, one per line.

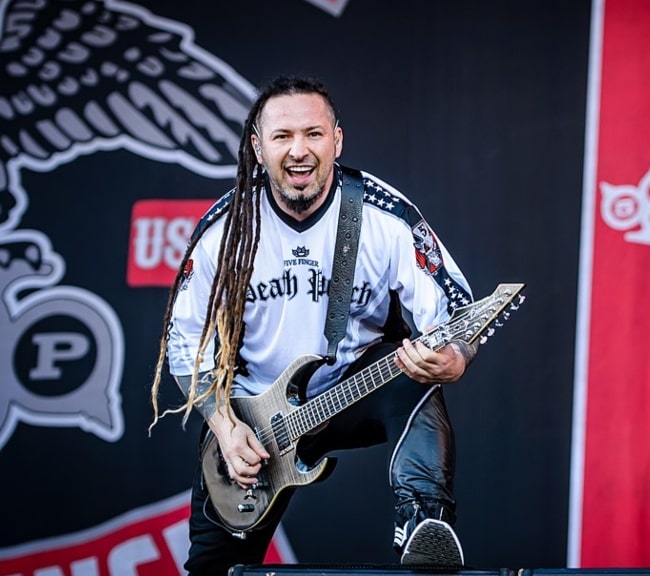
left=334, top=126, right=343, bottom=158
left=251, top=135, right=263, bottom=163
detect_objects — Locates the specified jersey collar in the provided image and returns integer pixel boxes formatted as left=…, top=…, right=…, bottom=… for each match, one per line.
left=264, top=165, right=341, bottom=232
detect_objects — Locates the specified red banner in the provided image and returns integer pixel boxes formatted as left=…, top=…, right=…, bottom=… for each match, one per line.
left=0, top=493, right=294, bottom=576
left=570, top=0, right=650, bottom=567
left=127, top=199, right=215, bottom=287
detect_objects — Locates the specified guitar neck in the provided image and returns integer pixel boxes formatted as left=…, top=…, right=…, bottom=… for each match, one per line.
left=287, top=329, right=449, bottom=438
left=283, top=281, right=526, bottom=440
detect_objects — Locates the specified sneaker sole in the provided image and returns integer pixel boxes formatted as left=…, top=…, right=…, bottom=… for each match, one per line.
left=400, top=518, right=464, bottom=568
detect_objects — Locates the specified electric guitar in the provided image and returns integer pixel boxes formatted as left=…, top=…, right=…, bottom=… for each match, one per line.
left=201, top=282, right=526, bottom=535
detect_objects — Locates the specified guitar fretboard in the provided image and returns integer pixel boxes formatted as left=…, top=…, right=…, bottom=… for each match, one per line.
left=285, top=330, right=449, bottom=438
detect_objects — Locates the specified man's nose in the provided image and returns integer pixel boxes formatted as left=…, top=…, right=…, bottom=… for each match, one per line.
left=289, top=136, right=309, bottom=158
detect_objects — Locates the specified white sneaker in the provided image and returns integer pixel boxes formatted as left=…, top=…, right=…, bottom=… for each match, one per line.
left=400, top=518, right=464, bottom=567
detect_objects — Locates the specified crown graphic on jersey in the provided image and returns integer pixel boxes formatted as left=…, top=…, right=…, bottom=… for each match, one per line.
left=292, top=246, right=310, bottom=257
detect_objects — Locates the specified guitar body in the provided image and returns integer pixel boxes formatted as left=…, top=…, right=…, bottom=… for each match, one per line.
left=201, top=353, right=334, bottom=534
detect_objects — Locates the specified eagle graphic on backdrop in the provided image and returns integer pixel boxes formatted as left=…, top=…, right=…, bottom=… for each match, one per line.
left=0, top=0, right=256, bottom=448
left=0, top=0, right=256, bottom=233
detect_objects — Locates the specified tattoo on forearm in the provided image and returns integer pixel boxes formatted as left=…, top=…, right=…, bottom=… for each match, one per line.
left=176, top=372, right=220, bottom=420
left=451, top=340, right=479, bottom=368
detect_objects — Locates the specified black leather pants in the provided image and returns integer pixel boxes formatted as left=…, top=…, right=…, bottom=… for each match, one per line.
left=389, top=383, right=456, bottom=553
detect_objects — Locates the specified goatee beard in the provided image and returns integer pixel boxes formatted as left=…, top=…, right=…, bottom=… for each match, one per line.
left=278, top=186, right=325, bottom=215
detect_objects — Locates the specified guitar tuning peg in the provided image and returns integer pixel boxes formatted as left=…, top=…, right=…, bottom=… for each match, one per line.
left=479, top=335, right=488, bottom=344
left=487, top=327, right=495, bottom=337
left=502, top=311, right=510, bottom=320
left=495, top=320, right=503, bottom=328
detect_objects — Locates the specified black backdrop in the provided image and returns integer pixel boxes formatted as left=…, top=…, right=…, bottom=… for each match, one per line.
left=0, top=0, right=591, bottom=570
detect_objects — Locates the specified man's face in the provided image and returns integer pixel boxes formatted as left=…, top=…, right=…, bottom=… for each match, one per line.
left=253, top=92, right=343, bottom=217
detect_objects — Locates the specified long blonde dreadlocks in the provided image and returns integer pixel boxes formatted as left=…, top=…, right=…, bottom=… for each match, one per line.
left=149, top=75, right=339, bottom=430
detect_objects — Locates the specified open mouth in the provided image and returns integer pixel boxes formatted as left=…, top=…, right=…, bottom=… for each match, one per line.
left=285, top=165, right=315, bottom=186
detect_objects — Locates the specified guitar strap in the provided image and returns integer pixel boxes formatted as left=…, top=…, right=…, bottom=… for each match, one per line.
left=323, top=165, right=365, bottom=364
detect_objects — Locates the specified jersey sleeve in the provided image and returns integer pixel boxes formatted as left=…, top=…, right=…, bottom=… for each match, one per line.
left=166, top=235, right=219, bottom=376
left=389, top=205, right=473, bottom=335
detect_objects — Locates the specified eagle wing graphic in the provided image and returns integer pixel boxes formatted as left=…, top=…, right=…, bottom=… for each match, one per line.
left=0, top=0, right=256, bottom=231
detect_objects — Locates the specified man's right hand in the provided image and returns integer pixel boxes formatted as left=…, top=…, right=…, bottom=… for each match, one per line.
left=208, top=409, right=270, bottom=489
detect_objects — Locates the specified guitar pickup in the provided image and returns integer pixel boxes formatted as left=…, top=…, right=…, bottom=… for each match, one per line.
left=270, top=413, right=290, bottom=452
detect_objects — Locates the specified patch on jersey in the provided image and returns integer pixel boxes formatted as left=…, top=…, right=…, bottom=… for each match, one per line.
left=292, top=246, right=310, bottom=257
left=412, top=219, right=443, bottom=276
left=179, top=258, right=195, bottom=290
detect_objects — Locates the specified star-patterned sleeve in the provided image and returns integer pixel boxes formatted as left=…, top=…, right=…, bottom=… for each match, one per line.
left=360, top=172, right=473, bottom=335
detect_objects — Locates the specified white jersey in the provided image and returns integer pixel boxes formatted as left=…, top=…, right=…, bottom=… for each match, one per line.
left=167, top=166, right=473, bottom=398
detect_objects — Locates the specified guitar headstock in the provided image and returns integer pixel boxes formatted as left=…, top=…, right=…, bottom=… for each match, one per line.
left=433, top=283, right=526, bottom=347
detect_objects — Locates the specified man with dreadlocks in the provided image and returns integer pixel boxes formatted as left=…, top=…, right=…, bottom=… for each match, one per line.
left=151, top=75, right=478, bottom=576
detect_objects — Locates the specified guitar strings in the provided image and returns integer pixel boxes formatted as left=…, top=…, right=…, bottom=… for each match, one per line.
left=249, top=301, right=506, bottom=450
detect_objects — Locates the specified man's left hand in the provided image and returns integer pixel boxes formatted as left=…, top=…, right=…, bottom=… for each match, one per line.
left=395, top=339, right=475, bottom=384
